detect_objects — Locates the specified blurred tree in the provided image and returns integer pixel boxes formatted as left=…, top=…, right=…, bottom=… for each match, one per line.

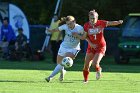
left=1, top=0, right=140, bottom=25
left=1, top=0, right=56, bottom=24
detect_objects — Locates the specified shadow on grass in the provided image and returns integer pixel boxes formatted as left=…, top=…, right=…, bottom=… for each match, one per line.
left=0, top=80, right=47, bottom=83
left=0, top=80, right=76, bottom=84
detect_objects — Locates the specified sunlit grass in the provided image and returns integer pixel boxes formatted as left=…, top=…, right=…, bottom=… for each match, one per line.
left=0, top=54, right=140, bottom=93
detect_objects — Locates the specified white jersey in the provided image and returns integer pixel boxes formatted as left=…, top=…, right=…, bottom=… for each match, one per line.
left=58, top=24, right=84, bottom=50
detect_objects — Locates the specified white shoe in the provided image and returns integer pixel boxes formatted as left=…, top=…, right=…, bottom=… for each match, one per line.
left=83, top=80, right=88, bottom=84
left=59, top=70, right=66, bottom=81
left=45, top=76, right=52, bottom=82
left=96, top=68, right=102, bottom=80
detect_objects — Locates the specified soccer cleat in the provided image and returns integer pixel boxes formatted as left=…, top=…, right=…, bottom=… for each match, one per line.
left=96, top=67, right=102, bottom=80
left=59, top=70, right=66, bottom=81
left=83, top=80, right=88, bottom=84
left=45, top=76, right=52, bottom=82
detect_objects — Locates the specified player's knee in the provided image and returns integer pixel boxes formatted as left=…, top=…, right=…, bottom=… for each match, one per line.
left=83, top=65, right=90, bottom=71
left=92, top=62, right=97, bottom=67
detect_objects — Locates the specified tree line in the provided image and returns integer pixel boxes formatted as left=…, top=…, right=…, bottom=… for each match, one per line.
left=1, top=0, right=140, bottom=25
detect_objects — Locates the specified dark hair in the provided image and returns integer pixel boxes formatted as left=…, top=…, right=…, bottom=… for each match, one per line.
left=3, top=17, right=9, bottom=21
left=18, top=28, right=23, bottom=31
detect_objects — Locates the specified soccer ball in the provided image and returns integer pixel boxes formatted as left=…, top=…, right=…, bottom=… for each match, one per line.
left=61, top=57, right=73, bottom=68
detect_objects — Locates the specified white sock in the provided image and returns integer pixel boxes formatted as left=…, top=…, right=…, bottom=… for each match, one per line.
left=60, top=67, right=65, bottom=74
left=50, top=64, right=63, bottom=78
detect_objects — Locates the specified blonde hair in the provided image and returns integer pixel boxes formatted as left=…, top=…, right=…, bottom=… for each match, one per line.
left=89, top=9, right=98, bottom=18
left=66, top=15, right=75, bottom=22
left=60, top=15, right=75, bottom=23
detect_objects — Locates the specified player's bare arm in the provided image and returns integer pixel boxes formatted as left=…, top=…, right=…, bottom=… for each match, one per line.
left=72, top=31, right=87, bottom=40
left=46, top=27, right=60, bottom=33
left=107, top=20, right=123, bottom=26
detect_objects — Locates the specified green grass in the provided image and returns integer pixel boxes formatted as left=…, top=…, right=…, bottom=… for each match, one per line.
left=0, top=53, right=140, bottom=93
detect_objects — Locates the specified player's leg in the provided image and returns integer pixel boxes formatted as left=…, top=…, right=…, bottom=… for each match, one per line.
left=49, top=55, right=64, bottom=77
left=92, top=53, right=104, bottom=80
left=83, top=53, right=94, bottom=83
left=59, top=48, right=80, bottom=81
left=45, top=55, right=64, bottom=82
left=92, top=47, right=106, bottom=80
left=45, top=46, right=65, bottom=82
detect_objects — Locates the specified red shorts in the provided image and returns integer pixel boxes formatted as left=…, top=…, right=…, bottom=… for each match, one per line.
left=86, top=46, right=106, bottom=55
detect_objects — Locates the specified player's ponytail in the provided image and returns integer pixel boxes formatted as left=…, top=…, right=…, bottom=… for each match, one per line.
left=60, top=17, right=66, bottom=22
left=59, top=17, right=66, bottom=26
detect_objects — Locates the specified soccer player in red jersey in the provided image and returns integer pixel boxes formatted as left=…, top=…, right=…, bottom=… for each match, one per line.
left=83, top=9, right=123, bottom=83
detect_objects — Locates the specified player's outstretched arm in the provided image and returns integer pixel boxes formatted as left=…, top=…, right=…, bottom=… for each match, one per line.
left=46, top=27, right=60, bottom=33
left=107, top=20, right=123, bottom=26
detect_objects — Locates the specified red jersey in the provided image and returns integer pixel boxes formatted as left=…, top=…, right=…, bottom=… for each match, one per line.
left=84, top=20, right=108, bottom=47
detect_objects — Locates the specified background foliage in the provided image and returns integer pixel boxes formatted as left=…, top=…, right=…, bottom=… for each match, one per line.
left=1, top=0, right=140, bottom=25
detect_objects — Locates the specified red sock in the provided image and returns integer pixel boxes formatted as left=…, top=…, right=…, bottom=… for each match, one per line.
left=83, top=70, right=89, bottom=81
left=95, top=65, right=101, bottom=71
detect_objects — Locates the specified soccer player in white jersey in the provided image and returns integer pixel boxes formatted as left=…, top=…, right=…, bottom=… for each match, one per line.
left=45, top=15, right=87, bottom=82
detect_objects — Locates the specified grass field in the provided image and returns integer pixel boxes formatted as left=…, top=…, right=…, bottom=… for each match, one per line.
left=0, top=53, right=140, bottom=93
